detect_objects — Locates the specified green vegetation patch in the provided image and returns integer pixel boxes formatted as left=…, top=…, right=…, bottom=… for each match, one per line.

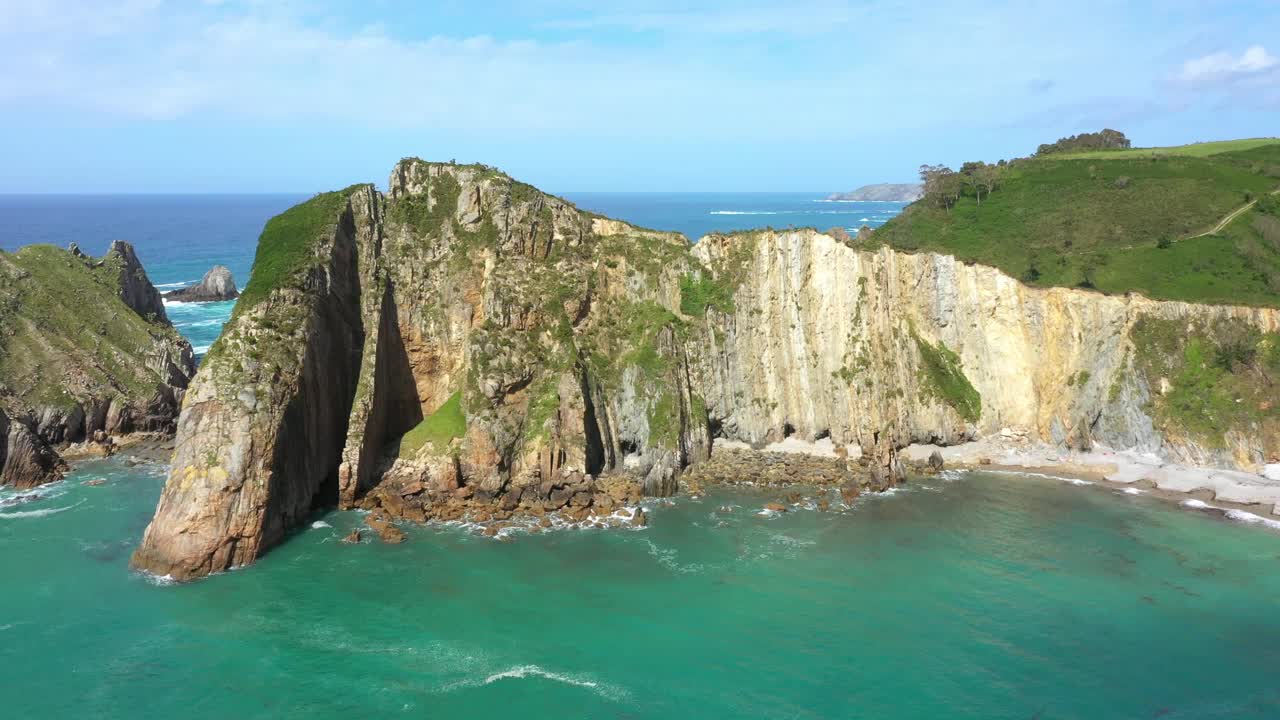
left=398, top=391, right=466, bottom=458
left=389, top=172, right=462, bottom=238
left=1053, top=138, right=1280, bottom=160
left=236, top=185, right=367, bottom=313
left=0, top=245, right=181, bottom=410
left=679, top=271, right=735, bottom=316
left=912, top=331, right=981, bottom=423
left=1130, top=317, right=1279, bottom=447
left=875, top=144, right=1280, bottom=307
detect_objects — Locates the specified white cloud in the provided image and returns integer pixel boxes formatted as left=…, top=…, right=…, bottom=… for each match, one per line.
left=1179, top=45, right=1278, bottom=84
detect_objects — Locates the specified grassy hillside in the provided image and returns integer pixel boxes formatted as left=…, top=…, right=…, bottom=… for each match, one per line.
left=873, top=140, right=1280, bottom=307
left=0, top=245, right=187, bottom=410
left=1054, top=138, right=1280, bottom=160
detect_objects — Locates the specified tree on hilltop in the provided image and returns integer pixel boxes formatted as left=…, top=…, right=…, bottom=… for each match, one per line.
left=1035, top=129, right=1131, bottom=156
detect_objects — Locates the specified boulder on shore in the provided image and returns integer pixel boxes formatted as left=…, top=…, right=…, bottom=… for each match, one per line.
left=164, top=265, right=239, bottom=302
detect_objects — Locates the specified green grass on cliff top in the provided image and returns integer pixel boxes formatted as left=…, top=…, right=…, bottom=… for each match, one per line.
left=1051, top=137, right=1280, bottom=160
left=873, top=141, right=1280, bottom=308
left=234, top=184, right=370, bottom=314
left=398, top=391, right=466, bottom=458
left=0, top=245, right=175, bottom=410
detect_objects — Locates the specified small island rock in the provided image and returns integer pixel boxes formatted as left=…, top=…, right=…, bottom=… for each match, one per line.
left=164, top=265, right=239, bottom=302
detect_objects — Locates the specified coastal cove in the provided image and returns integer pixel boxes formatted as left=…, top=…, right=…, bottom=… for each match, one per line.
left=3, top=182, right=1280, bottom=718
left=3, top=454, right=1280, bottom=719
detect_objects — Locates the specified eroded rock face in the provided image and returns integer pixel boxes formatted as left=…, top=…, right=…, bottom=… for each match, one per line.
left=0, top=409, right=66, bottom=490
left=107, top=241, right=170, bottom=325
left=164, top=265, right=239, bottom=302
left=131, top=159, right=1280, bottom=580
left=692, top=231, right=1280, bottom=471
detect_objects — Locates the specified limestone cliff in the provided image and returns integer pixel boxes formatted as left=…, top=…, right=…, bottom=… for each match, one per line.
left=0, top=242, right=196, bottom=488
left=691, top=231, right=1279, bottom=470
left=132, top=159, right=1280, bottom=581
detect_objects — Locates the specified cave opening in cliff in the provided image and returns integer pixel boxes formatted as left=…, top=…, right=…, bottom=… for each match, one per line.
left=579, top=371, right=606, bottom=476
left=783, top=422, right=796, bottom=439
left=619, top=439, right=639, bottom=455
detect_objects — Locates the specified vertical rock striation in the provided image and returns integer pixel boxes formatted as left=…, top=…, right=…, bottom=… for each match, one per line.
left=692, top=231, right=1279, bottom=470
left=132, top=160, right=1280, bottom=580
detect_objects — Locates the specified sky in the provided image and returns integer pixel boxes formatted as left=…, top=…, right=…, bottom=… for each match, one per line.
left=0, top=0, right=1277, bottom=193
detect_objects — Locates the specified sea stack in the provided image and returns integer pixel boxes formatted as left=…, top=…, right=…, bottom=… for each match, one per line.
left=164, top=265, right=239, bottom=302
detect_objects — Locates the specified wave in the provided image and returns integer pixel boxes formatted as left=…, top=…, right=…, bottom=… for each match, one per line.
left=181, top=319, right=225, bottom=328
left=0, top=499, right=84, bottom=519
left=1224, top=509, right=1280, bottom=531
left=154, top=280, right=195, bottom=289
left=192, top=345, right=211, bottom=354
left=441, top=664, right=630, bottom=701
left=311, top=520, right=332, bottom=529
left=985, top=469, right=1094, bottom=486
left=709, top=210, right=781, bottom=215
left=1180, top=499, right=1280, bottom=531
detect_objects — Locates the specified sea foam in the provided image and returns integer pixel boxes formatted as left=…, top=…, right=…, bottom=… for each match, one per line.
left=0, top=499, right=84, bottom=519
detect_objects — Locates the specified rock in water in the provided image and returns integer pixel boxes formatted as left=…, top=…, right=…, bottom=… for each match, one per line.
left=928, top=450, right=945, bottom=472
left=130, top=157, right=1280, bottom=581
left=164, top=265, right=239, bottom=302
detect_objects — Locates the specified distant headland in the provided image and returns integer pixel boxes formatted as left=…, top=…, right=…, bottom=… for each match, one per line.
left=826, top=183, right=923, bottom=202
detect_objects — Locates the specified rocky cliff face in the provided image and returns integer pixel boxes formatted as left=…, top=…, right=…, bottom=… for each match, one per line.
left=164, top=265, right=239, bottom=302
left=132, top=159, right=1280, bottom=580
left=691, top=232, right=1279, bottom=470
left=0, top=242, right=196, bottom=488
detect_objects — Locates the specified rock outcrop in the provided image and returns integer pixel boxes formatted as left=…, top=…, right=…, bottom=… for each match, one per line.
left=164, top=265, right=239, bottom=302
left=132, top=159, right=1280, bottom=581
left=106, top=240, right=171, bottom=324
left=0, top=242, right=196, bottom=489
left=826, top=183, right=923, bottom=202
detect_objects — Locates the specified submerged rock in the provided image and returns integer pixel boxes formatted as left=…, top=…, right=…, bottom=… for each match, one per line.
left=164, top=265, right=239, bottom=303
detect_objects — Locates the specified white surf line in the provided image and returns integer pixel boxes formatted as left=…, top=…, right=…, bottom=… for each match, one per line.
left=0, top=499, right=85, bottom=519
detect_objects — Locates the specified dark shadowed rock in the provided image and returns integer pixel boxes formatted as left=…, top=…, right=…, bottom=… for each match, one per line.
left=164, top=265, right=239, bottom=302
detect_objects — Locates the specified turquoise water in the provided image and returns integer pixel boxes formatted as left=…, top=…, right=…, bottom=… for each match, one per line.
left=2, top=461, right=1279, bottom=719
left=5, top=194, right=1279, bottom=718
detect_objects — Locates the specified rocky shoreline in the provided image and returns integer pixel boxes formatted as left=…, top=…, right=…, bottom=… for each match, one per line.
left=344, top=439, right=942, bottom=544
left=901, top=432, right=1280, bottom=524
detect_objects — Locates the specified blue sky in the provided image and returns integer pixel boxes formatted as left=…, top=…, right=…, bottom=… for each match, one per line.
left=0, top=0, right=1277, bottom=193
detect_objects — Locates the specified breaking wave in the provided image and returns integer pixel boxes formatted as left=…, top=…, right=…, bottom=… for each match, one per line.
left=440, top=664, right=630, bottom=701
left=0, top=499, right=84, bottom=519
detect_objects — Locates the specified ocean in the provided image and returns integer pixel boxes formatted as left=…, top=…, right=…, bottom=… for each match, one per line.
left=0, top=192, right=902, bottom=354
left=2, top=194, right=1279, bottom=719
